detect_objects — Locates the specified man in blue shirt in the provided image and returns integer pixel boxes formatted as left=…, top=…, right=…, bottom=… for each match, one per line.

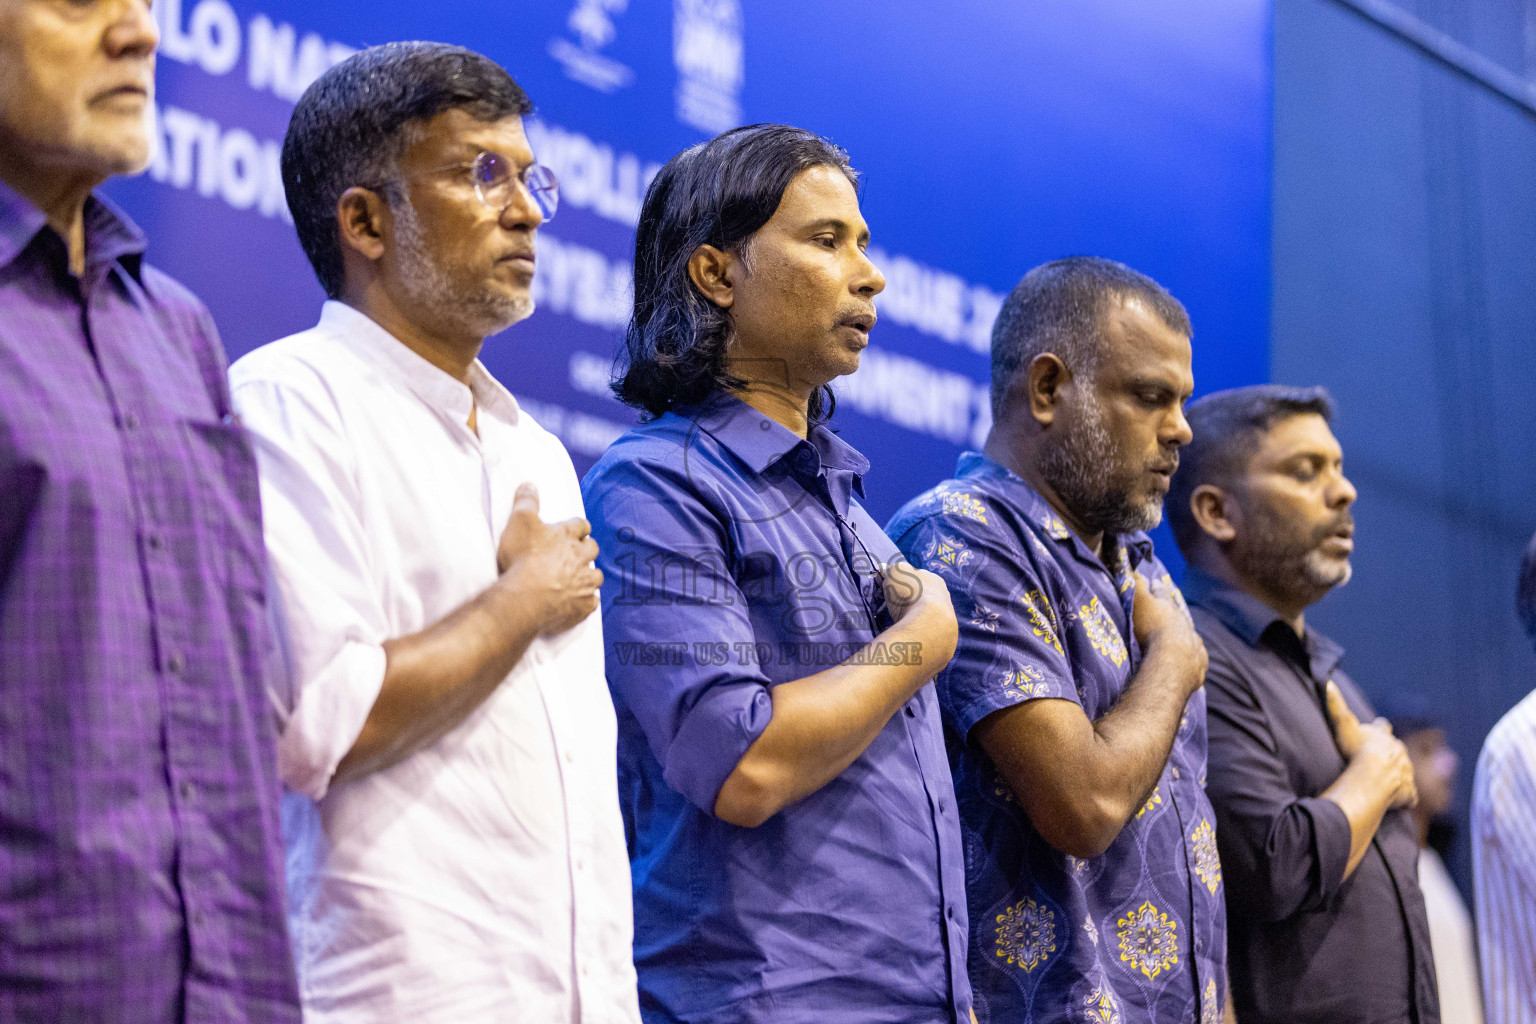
left=583, top=124, right=971, bottom=1023
left=889, top=258, right=1225, bottom=1023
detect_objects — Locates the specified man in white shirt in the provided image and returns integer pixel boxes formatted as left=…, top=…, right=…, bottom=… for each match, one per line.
left=230, top=42, right=640, bottom=1023
left=1473, top=531, right=1536, bottom=1024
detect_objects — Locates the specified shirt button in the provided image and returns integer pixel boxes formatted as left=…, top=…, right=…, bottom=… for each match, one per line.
left=905, top=705, right=917, bottom=718
left=146, top=532, right=164, bottom=552
left=946, top=904, right=957, bottom=921
left=166, top=651, right=186, bottom=675
left=121, top=412, right=139, bottom=430
left=178, top=780, right=195, bottom=801
left=564, top=748, right=576, bottom=765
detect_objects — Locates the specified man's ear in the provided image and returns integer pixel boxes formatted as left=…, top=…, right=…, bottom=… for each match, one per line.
left=336, top=186, right=390, bottom=264
left=1025, top=353, right=1069, bottom=426
left=687, top=243, right=736, bottom=309
left=1190, top=483, right=1239, bottom=542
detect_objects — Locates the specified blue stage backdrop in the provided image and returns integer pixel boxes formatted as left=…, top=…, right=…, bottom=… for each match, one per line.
left=107, top=0, right=1272, bottom=548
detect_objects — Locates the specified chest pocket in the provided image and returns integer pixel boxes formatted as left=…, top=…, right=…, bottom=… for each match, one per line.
left=178, top=417, right=266, bottom=596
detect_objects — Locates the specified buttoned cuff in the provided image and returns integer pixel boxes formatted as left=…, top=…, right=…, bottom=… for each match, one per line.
left=1300, top=795, right=1354, bottom=899
left=278, top=639, right=388, bottom=800
left=662, top=681, right=774, bottom=815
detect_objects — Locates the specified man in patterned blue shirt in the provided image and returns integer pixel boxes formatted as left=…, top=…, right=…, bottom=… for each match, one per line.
left=890, top=258, right=1227, bottom=1024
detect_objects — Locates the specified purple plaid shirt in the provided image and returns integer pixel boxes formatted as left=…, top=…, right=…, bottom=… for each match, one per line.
left=0, top=181, right=299, bottom=1023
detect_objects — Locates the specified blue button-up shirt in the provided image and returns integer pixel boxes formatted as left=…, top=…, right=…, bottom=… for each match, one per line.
left=582, top=395, right=971, bottom=1024
left=888, top=453, right=1226, bottom=1024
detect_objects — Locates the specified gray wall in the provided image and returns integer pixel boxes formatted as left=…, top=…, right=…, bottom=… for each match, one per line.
left=1272, top=0, right=1536, bottom=891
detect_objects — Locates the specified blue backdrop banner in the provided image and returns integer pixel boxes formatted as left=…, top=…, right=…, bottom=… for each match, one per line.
left=107, top=0, right=1272, bottom=542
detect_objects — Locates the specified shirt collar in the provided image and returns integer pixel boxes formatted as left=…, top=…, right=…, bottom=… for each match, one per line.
left=318, top=299, right=521, bottom=427
left=1183, top=566, right=1345, bottom=678
left=0, top=179, right=146, bottom=278
left=684, top=393, right=869, bottom=496
left=954, top=450, right=1155, bottom=570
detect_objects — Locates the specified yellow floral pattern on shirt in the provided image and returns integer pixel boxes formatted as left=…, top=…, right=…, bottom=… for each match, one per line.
left=1202, top=978, right=1220, bottom=1024
left=1001, top=662, right=1046, bottom=701
left=941, top=490, right=989, bottom=524
left=1084, top=983, right=1124, bottom=1024
left=1080, top=596, right=1128, bottom=667
left=1191, top=819, right=1221, bottom=896
left=1039, top=511, right=1071, bottom=540
left=995, top=897, right=1057, bottom=973
left=1116, top=901, right=1179, bottom=981
left=1136, top=786, right=1162, bottom=820
left=1023, top=589, right=1063, bottom=655
left=924, top=533, right=971, bottom=572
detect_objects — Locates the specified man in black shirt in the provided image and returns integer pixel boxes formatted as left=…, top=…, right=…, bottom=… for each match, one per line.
left=1167, top=385, right=1439, bottom=1024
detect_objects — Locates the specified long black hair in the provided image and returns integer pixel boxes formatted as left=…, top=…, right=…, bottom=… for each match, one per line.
left=613, top=124, right=857, bottom=422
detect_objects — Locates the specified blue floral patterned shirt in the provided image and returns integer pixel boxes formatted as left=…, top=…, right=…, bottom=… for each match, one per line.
left=888, top=453, right=1227, bottom=1024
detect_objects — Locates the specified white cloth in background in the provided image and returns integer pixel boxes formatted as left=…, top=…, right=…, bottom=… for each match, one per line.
left=1473, top=687, right=1536, bottom=1024
left=1418, top=847, right=1485, bottom=1024
left=231, top=300, right=639, bottom=1024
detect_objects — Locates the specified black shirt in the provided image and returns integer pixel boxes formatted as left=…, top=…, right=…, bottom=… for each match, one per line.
left=1184, top=570, right=1438, bottom=1024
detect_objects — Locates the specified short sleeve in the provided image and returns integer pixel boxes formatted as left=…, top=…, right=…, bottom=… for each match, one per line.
left=231, top=367, right=389, bottom=800
left=1200, top=640, right=1353, bottom=922
left=582, top=453, right=773, bottom=816
left=895, top=511, right=1077, bottom=737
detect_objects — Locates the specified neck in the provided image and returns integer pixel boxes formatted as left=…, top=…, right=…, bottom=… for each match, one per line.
left=342, top=277, right=481, bottom=386
left=726, top=367, right=814, bottom=438
left=0, top=151, right=103, bottom=276
left=983, top=420, right=1105, bottom=555
left=1194, top=549, right=1309, bottom=635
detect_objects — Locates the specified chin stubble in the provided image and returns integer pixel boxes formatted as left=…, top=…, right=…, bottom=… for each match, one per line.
left=392, top=197, right=530, bottom=336
left=1038, top=395, right=1165, bottom=536
left=1234, top=507, right=1354, bottom=602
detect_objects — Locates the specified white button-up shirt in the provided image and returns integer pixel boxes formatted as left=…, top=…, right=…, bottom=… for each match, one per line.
left=230, top=301, right=639, bottom=1024
left=1474, top=688, right=1536, bottom=1024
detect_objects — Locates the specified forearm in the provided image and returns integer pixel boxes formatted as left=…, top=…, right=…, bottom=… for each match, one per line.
left=1322, top=758, right=1395, bottom=879
left=1082, top=642, right=1197, bottom=825
left=333, top=578, right=543, bottom=783
left=987, top=640, right=1196, bottom=859
left=713, top=606, right=950, bottom=826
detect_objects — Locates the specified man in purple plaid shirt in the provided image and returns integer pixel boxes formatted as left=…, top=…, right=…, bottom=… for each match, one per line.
left=0, top=2, right=300, bottom=1021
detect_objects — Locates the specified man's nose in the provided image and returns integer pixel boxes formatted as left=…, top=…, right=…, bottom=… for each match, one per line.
left=106, top=0, right=160, bottom=60
left=1165, top=405, right=1193, bottom=448
left=1331, top=471, right=1358, bottom=508
left=854, top=248, right=885, bottom=297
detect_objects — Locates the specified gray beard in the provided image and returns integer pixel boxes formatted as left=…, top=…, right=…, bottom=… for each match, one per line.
left=1037, top=395, right=1164, bottom=536
left=1229, top=500, right=1353, bottom=605
left=392, top=197, right=531, bottom=339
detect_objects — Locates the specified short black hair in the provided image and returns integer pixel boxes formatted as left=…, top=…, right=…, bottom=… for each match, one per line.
left=1167, top=384, right=1336, bottom=553
left=990, top=256, right=1192, bottom=416
left=613, top=123, right=858, bottom=422
left=1518, top=531, right=1536, bottom=646
left=282, top=41, right=533, bottom=299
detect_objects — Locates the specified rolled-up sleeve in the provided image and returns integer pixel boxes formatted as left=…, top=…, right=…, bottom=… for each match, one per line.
left=231, top=369, right=388, bottom=800
left=1203, top=648, right=1353, bottom=922
left=583, top=453, right=773, bottom=816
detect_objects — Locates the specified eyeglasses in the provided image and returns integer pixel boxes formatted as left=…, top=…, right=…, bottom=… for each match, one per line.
left=388, top=150, right=560, bottom=221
